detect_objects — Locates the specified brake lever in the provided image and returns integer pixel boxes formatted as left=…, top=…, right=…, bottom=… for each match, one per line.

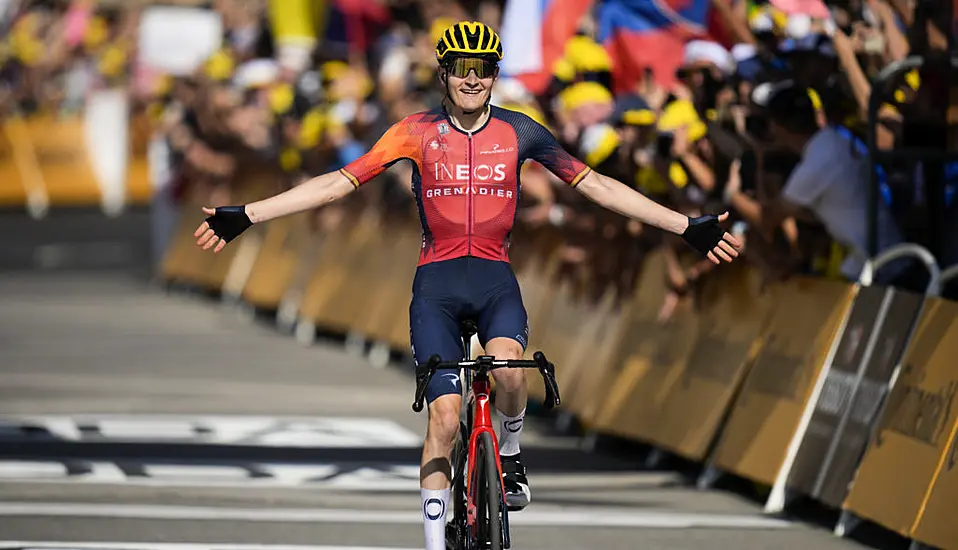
left=533, top=352, right=561, bottom=409
left=412, top=355, right=442, bottom=412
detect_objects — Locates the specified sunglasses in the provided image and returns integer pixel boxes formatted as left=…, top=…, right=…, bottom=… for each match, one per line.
left=444, top=57, right=498, bottom=79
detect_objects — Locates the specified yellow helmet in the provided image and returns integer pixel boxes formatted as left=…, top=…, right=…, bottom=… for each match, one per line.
left=435, top=21, right=502, bottom=63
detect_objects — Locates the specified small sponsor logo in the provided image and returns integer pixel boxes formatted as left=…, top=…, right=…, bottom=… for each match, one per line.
left=441, top=372, right=460, bottom=388
left=438, top=123, right=450, bottom=135
left=479, top=143, right=515, bottom=155
left=504, top=419, right=523, bottom=433
left=424, top=497, right=446, bottom=520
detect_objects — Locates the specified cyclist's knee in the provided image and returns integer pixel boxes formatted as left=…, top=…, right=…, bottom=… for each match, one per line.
left=426, top=394, right=461, bottom=445
left=484, top=337, right=523, bottom=360
left=486, top=337, right=526, bottom=393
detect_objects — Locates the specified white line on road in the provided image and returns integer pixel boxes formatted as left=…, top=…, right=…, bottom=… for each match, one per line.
left=0, top=416, right=422, bottom=448
left=0, top=502, right=793, bottom=529
left=0, top=544, right=416, bottom=550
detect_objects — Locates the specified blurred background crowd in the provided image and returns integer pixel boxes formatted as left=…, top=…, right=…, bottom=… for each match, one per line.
left=1, top=0, right=956, bottom=307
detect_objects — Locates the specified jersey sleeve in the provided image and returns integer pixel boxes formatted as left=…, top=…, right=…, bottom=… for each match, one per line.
left=517, top=116, right=591, bottom=187
left=339, top=117, right=422, bottom=188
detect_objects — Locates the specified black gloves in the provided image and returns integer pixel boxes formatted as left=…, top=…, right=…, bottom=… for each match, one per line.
left=681, top=214, right=727, bottom=257
left=204, top=206, right=253, bottom=243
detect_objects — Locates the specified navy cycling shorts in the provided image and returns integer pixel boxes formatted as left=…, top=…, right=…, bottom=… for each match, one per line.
left=410, top=256, right=529, bottom=405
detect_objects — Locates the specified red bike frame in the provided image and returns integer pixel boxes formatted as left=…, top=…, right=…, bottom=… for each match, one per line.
left=464, top=374, right=506, bottom=532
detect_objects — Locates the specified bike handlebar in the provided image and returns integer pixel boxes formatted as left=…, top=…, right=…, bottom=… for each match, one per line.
left=412, top=351, right=561, bottom=413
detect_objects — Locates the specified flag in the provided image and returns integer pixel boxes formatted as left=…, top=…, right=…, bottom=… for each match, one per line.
left=500, top=0, right=596, bottom=94
left=596, top=0, right=712, bottom=93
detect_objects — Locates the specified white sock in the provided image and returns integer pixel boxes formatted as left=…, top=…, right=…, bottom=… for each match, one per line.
left=498, top=408, right=525, bottom=456
left=422, top=488, right=449, bottom=550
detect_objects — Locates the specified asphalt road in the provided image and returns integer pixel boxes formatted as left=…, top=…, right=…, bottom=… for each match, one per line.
left=0, top=271, right=879, bottom=550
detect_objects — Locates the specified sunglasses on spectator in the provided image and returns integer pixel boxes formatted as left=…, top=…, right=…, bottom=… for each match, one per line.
left=444, top=57, right=498, bottom=79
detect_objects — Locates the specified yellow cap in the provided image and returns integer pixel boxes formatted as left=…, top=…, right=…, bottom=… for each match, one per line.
left=299, top=108, right=326, bottom=148
left=205, top=49, right=235, bottom=81
left=321, top=60, right=350, bottom=82
left=563, top=35, right=613, bottom=73
left=622, top=109, right=656, bottom=126
left=552, top=58, right=576, bottom=82
left=657, top=99, right=707, bottom=142
left=269, top=83, right=295, bottom=114
left=558, top=81, right=613, bottom=112
left=98, top=44, right=127, bottom=78
left=84, top=16, right=109, bottom=50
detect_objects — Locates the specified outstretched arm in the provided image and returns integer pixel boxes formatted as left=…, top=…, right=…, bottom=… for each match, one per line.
left=196, top=116, right=422, bottom=253
left=576, top=170, right=688, bottom=234
left=518, top=114, right=741, bottom=264
left=575, top=170, right=741, bottom=264
left=194, top=170, right=355, bottom=253
left=245, top=171, right=355, bottom=223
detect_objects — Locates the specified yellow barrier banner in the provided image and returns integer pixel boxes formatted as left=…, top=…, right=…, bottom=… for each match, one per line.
left=591, top=251, right=699, bottom=441
left=913, top=410, right=958, bottom=550
left=299, top=210, right=380, bottom=333
left=356, top=216, right=420, bottom=347
left=532, top=275, right=592, bottom=397
left=160, top=204, right=213, bottom=283
left=241, top=212, right=314, bottom=310
left=712, top=277, right=854, bottom=485
left=519, top=248, right=560, bottom=403
left=13, top=116, right=101, bottom=206
left=844, top=298, right=958, bottom=540
left=0, top=123, right=26, bottom=206
left=650, top=264, right=776, bottom=461
left=564, top=287, right=635, bottom=427
left=2, top=113, right=154, bottom=211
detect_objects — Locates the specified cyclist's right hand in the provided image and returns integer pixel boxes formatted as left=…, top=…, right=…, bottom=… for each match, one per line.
left=194, top=206, right=253, bottom=253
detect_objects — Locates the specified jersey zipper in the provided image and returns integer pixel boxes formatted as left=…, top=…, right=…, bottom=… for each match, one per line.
left=467, top=132, right=473, bottom=256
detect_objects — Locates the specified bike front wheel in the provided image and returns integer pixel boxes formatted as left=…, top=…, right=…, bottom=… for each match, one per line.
left=475, top=431, right=503, bottom=550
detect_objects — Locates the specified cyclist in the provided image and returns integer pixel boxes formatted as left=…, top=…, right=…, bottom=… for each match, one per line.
left=194, top=21, right=741, bottom=550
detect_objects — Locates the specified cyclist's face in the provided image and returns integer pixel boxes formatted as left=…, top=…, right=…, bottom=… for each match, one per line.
left=443, top=59, right=497, bottom=112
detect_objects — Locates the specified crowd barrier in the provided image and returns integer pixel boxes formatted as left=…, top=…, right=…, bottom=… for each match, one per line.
left=159, top=176, right=958, bottom=550
left=0, top=92, right=153, bottom=216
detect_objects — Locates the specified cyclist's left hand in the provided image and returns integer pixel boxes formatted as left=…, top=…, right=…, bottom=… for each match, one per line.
left=681, top=212, right=742, bottom=264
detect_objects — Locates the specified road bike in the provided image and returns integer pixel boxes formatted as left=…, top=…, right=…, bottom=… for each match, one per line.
left=412, top=319, right=561, bottom=550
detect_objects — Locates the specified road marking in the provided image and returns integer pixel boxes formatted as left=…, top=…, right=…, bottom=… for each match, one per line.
left=0, top=544, right=416, bottom=550
left=0, top=461, right=679, bottom=492
left=0, top=502, right=793, bottom=529
left=0, top=461, right=420, bottom=491
left=0, top=416, right=422, bottom=448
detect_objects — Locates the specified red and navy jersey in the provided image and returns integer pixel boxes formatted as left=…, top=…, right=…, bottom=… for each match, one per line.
left=340, top=106, right=591, bottom=265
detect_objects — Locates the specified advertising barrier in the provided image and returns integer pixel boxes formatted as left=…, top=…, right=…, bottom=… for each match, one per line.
left=240, top=212, right=313, bottom=310
left=842, top=297, right=958, bottom=538
left=298, top=210, right=382, bottom=334
left=1, top=114, right=154, bottom=216
left=591, top=251, right=700, bottom=442
left=0, top=123, right=27, bottom=207
left=910, top=269, right=958, bottom=550
left=563, top=287, right=635, bottom=428
left=650, top=263, right=775, bottom=462
left=766, top=245, right=939, bottom=512
left=711, top=277, right=855, bottom=486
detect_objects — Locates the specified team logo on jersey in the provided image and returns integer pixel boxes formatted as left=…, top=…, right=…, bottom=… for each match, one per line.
left=438, top=123, right=450, bottom=135
left=433, top=163, right=507, bottom=182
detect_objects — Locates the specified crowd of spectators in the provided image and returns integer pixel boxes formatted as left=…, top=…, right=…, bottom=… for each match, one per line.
left=1, top=0, right=955, bottom=303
